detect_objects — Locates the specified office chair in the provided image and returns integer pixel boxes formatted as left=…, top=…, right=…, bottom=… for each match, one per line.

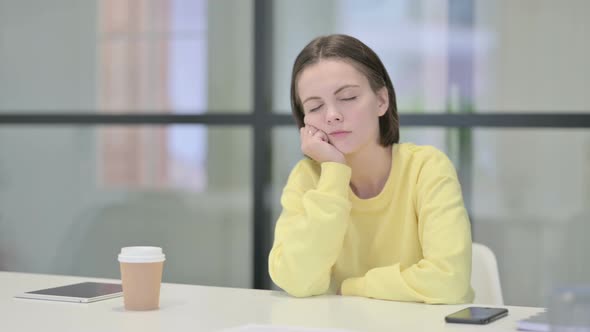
left=472, top=242, right=504, bottom=305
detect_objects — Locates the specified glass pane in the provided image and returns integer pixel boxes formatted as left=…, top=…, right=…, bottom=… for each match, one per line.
left=271, top=127, right=303, bottom=226
left=472, top=129, right=590, bottom=306
left=0, top=1, right=98, bottom=112
left=474, top=1, right=590, bottom=113
left=0, top=0, right=253, bottom=113
left=272, top=0, right=590, bottom=114
left=0, top=126, right=252, bottom=288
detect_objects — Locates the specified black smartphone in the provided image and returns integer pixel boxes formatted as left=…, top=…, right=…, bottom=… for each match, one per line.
left=445, top=307, right=509, bottom=324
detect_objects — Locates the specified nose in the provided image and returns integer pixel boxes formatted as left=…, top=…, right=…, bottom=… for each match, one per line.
left=326, top=106, right=343, bottom=124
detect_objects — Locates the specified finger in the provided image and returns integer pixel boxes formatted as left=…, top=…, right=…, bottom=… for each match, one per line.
left=300, top=127, right=315, bottom=143
left=303, top=116, right=311, bottom=127
left=309, top=126, right=325, bottom=137
left=318, top=130, right=329, bottom=142
left=311, top=129, right=324, bottom=139
left=300, top=127, right=307, bottom=135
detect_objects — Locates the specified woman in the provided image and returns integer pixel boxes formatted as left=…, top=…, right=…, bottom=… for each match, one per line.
left=268, top=34, right=474, bottom=304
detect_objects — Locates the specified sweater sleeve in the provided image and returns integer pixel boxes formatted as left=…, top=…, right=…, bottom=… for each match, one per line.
left=340, top=150, right=473, bottom=304
left=269, top=161, right=352, bottom=297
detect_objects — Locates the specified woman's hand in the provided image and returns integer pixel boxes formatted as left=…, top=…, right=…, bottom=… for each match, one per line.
left=300, top=125, right=346, bottom=164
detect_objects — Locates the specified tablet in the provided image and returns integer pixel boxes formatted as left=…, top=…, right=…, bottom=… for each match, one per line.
left=14, top=282, right=123, bottom=303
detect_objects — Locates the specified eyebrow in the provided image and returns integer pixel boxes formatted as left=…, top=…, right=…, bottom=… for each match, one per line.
left=302, top=84, right=360, bottom=105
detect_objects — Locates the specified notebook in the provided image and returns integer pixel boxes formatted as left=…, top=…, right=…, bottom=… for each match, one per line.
left=517, top=311, right=549, bottom=332
left=14, top=281, right=123, bottom=303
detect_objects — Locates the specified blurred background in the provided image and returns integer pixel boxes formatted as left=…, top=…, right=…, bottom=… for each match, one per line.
left=0, top=0, right=589, bottom=307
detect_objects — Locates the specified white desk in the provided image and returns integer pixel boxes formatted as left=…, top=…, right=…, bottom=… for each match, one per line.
left=1, top=272, right=543, bottom=331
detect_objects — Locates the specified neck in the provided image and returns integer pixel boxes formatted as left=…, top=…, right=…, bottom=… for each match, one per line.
left=347, top=143, right=393, bottom=199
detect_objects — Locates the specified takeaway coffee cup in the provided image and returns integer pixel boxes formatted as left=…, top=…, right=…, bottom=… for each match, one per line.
left=118, top=246, right=165, bottom=310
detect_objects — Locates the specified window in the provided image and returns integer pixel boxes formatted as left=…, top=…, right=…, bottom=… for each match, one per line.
left=99, top=0, right=208, bottom=191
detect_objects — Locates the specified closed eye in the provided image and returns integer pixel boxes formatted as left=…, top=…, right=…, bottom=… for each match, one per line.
left=308, top=104, right=323, bottom=112
left=341, top=96, right=357, bottom=101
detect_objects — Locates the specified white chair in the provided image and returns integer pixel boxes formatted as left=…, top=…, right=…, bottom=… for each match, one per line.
left=471, top=242, right=504, bottom=305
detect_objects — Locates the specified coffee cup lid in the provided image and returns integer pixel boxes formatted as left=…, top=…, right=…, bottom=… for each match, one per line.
left=118, top=246, right=166, bottom=263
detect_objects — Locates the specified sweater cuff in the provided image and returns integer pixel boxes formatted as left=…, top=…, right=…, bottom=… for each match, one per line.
left=340, top=277, right=366, bottom=296
left=317, top=162, right=351, bottom=195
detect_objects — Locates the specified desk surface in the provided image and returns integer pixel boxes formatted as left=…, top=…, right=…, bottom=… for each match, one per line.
left=2, top=272, right=543, bottom=332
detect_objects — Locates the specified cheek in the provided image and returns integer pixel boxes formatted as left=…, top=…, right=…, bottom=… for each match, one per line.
left=361, top=98, right=384, bottom=120
left=348, top=100, right=374, bottom=122
left=303, top=113, right=323, bottom=127
left=350, top=102, right=381, bottom=132
left=366, top=98, right=383, bottom=116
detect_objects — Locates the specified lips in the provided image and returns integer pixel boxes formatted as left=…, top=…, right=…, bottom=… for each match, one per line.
left=328, top=131, right=351, bottom=138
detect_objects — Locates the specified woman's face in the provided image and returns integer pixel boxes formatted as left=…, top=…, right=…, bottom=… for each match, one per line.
left=297, top=59, right=388, bottom=156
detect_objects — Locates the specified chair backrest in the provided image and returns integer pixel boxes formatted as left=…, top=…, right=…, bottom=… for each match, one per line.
left=471, top=242, right=504, bottom=305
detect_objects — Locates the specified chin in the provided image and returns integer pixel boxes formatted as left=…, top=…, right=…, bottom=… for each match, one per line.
left=332, top=138, right=377, bottom=157
left=331, top=142, right=359, bottom=156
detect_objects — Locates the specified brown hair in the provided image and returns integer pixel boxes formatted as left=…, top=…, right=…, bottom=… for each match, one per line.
left=290, top=34, right=399, bottom=146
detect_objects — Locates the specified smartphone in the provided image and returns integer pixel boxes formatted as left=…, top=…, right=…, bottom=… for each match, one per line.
left=445, top=307, right=509, bottom=325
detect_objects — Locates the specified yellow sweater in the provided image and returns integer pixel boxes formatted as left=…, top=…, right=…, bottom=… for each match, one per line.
left=269, top=143, right=474, bottom=304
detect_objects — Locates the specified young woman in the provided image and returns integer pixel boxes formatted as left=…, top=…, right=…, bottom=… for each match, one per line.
left=268, top=34, right=474, bottom=304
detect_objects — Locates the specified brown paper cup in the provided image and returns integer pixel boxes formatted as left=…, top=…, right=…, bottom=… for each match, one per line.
left=118, top=247, right=165, bottom=311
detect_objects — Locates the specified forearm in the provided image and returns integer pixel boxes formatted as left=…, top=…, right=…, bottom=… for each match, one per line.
left=269, top=162, right=352, bottom=297
left=269, top=211, right=349, bottom=297
left=341, top=252, right=472, bottom=304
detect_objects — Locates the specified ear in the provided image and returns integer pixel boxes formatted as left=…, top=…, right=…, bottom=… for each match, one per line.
left=376, top=87, right=389, bottom=117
